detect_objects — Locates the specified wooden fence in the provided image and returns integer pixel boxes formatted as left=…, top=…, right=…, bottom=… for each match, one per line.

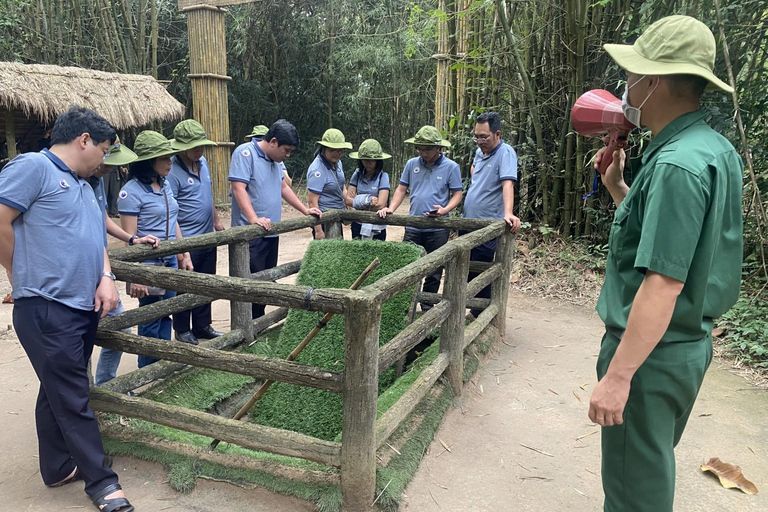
left=93, top=209, right=514, bottom=511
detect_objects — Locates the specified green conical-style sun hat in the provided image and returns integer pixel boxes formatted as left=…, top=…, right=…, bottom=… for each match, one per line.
left=103, top=135, right=138, bottom=166
left=315, top=128, right=353, bottom=150
left=170, top=119, right=217, bottom=151
left=132, top=130, right=182, bottom=162
left=244, top=124, right=269, bottom=141
left=404, top=126, right=451, bottom=148
left=349, top=139, right=392, bottom=160
left=604, top=15, right=733, bottom=93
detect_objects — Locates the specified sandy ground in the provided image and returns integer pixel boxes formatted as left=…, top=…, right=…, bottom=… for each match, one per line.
left=0, top=207, right=766, bottom=511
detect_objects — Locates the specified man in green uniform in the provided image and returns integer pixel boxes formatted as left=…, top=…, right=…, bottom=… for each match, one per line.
left=588, top=15, right=743, bottom=512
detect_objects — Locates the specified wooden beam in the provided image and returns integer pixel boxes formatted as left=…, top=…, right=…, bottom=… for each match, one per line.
left=466, top=262, right=503, bottom=299
left=417, top=292, right=490, bottom=311
left=339, top=210, right=497, bottom=232
left=462, top=303, right=500, bottom=351
left=229, top=241, right=254, bottom=340
left=378, top=300, right=450, bottom=372
left=491, top=232, right=515, bottom=336
left=440, top=244, right=470, bottom=394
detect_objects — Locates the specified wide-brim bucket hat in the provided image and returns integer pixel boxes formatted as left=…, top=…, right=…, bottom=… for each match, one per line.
left=103, top=135, right=138, bottom=166
left=349, top=139, right=392, bottom=160
left=170, top=119, right=217, bottom=151
left=244, top=124, right=269, bottom=141
left=404, top=126, right=452, bottom=148
left=604, top=15, right=733, bottom=93
left=315, top=128, right=353, bottom=150
left=133, top=130, right=182, bottom=162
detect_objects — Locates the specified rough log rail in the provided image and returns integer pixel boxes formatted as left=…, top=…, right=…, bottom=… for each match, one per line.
left=378, top=300, right=450, bottom=372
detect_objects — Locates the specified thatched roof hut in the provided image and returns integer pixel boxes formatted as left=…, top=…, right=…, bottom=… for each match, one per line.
left=0, top=62, right=185, bottom=160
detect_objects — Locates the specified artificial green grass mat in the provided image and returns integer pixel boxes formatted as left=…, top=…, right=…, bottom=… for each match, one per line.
left=253, top=239, right=422, bottom=441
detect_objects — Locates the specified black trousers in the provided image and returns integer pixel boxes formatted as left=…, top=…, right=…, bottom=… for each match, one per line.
left=249, top=237, right=280, bottom=319
left=173, top=246, right=217, bottom=333
left=403, top=228, right=450, bottom=311
left=13, top=297, right=118, bottom=496
left=467, top=235, right=497, bottom=317
left=350, top=222, right=387, bottom=241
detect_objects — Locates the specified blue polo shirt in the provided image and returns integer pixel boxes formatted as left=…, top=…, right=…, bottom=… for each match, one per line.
left=228, top=140, right=283, bottom=238
left=307, top=154, right=345, bottom=211
left=349, top=169, right=390, bottom=200
left=91, top=177, right=109, bottom=247
left=167, top=155, right=215, bottom=237
left=117, top=178, right=179, bottom=241
left=400, top=154, right=463, bottom=232
left=464, top=141, right=517, bottom=219
left=0, top=150, right=105, bottom=310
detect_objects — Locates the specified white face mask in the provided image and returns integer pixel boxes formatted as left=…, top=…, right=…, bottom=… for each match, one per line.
left=622, top=75, right=658, bottom=128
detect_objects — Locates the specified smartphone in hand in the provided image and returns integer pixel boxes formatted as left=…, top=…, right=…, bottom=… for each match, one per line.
left=425, top=209, right=440, bottom=216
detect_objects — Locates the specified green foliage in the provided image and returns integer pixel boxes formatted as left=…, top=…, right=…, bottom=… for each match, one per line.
left=717, top=293, right=768, bottom=368
left=253, top=240, right=423, bottom=440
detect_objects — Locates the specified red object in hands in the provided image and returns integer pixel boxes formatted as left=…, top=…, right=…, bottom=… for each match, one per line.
left=571, top=89, right=635, bottom=174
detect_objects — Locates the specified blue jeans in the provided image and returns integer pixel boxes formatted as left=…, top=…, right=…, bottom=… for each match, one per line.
left=94, top=292, right=131, bottom=386
left=137, top=256, right=178, bottom=368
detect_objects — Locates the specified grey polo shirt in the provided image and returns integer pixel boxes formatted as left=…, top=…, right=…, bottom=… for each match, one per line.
left=307, top=155, right=345, bottom=211
left=0, top=150, right=105, bottom=311
left=168, top=155, right=215, bottom=237
left=400, top=154, right=463, bottom=232
left=349, top=169, right=390, bottom=200
left=117, top=178, right=179, bottom=241
left=91, top=177, right=109, bottom=248
left=464, top=141, right=517, bottom=220
left=228, top=141, right=283, bottom=238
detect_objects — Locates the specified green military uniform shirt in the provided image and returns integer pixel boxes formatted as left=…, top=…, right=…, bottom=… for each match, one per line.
left=596, top=110, right=743, bottom=342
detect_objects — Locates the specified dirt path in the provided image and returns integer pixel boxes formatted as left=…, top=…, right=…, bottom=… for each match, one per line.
left=0, top=210, right=766, bottom=511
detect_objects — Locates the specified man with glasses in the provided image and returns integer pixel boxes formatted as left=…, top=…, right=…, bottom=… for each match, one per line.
left=378, top=125, right=463, bottom=311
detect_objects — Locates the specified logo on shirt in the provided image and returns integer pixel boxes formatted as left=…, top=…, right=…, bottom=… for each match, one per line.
left=437, top=176, right=443, bottom=180
left=187, top=177, right=195, bottom=185
left=314, top=171, right=322, bottom=178
left=242, top=149, right=251, bottom=157
left=413, top=167, right=420, bottom=174
left=59, top=179, right=70, bottom=189
left=119, top=190, right=128, bottom=199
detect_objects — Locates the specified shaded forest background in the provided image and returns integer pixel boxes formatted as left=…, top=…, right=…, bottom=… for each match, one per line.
left=1, top=1, right=767, bottom=362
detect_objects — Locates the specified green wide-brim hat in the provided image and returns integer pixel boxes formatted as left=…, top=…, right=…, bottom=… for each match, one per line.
left=133, top=130, right=182, bottom=162
left=349, top=139, right=392, bottom=160
left=170, top=119, right=217, bottom=151
left=315, top=128, right=353, bottom=150
left=103, top=135, right=138, bottom=166
left=604, top=15, right=733, bottom=93
left=404, top=125, right=451, bottom=148
left=245, top=124, right=269, bottom=141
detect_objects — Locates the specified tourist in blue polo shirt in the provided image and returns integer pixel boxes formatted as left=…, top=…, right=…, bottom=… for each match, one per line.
left=118, top=130, right=193, bottom=366
left=246, top=124, right=293, bottom=187
left=0, top=107, right=134, bottom=512
left=229, top=119, right=322, bottom=319
left=346, top=139, right=391, bottom=241
left=462, top=112, right=522, bottom=317
left=307, top=128, right=352, bottom=239
left=378, top=125, right=463, bottom=311
left=167, top=119, right=225, bottom=345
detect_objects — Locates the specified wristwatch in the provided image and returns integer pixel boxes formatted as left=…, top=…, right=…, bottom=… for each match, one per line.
left=102, top=271, right=116, bottom=281
left=128, top=235, right=137, bottom=246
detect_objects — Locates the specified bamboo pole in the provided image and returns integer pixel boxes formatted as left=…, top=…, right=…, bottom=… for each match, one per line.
left=5, top=111, right=17, bottom=160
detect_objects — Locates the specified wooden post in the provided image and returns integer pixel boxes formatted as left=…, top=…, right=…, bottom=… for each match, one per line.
left=440, top=244, right=470, bottom=395
left=491, top=232, right=514, bottom=337
left=5, top=111, right=17, bottom=160
left=340, top=294, right=381, bottom=512
left=325, top=221, right=343, bottom=239
left=229, top=241, right=254, bottom=340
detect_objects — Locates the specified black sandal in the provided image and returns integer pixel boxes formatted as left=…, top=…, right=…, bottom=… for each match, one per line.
left=90, top=483, right=134, bottom=512
left=48, top=456, right=114, bottom=488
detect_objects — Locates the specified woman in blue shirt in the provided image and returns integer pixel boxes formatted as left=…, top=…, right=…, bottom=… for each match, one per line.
left=306, top=128, right=352, bottom=239
left=117, top=130, right=193, bottom=368
left=345, top=139, right=391, bottom=240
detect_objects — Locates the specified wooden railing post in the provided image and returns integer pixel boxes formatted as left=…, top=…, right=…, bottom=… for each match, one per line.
left=491, top=231, right=515, bottom=337
left=325, top=221, right=343, bottom=239
left=229, top=241, right=254, bottom=341
left=340, top=294, right=381, bottom=512
left=440, top=244, right=470, bottom=395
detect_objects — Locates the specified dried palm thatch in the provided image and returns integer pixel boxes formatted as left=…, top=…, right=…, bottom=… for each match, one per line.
left=0, top=62, right=184, bottom=129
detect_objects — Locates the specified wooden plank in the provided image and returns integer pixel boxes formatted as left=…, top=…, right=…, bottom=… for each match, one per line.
left=417, top=292, right=490, bottom=311
left=440, top=245, right=470, bottom=394
left=378, top=300, right=450, bottom=372
left=466, top=262, right=503, bottom=299
left=96, top=330, right=343, bottom=392
left=374, top=352, right=449, bottom=448
left=339, top=210, right=498, bottom=232
left=100, top=308, right=287, bottom=394
left=491, top=232, right=515, bottom=337
left=340, top=296, right=381, bottom=512
left=462, top=303, right=500, bottom=351
left=229, top=241, right=254, bottom=340
left=91, top=387, right=341, bottom=466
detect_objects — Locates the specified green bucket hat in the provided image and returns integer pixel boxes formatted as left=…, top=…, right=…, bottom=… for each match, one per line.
left=349, top=139, right=392, bottom=160
left=133, top=130, right=181, bottom=162
left=244, top=124, right=269, bottom=141
left=404, top=126, right=452, bottom=148
left=604, top=15, right=733, bottom=93
left=315, top=128, right=353, bottom=150
left=170, top=119, right=217, bottom=151
left=103, top=135, right=138, bottom=166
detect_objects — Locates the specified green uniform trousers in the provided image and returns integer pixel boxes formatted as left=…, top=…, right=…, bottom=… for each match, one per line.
left=597, top=331, right=712, bottom=512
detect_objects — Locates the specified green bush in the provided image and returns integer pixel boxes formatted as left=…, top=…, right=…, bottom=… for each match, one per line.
left=717, top=294, right=768, bottom=368
left=252, top=239, right=422, bottom=440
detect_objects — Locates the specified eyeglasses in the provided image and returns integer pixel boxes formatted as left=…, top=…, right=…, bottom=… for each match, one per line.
left=472, top=134, right=491, bottom=143
left=414, top=146, right=437, bottom=153
left=328, top=148, right=345, bottom=154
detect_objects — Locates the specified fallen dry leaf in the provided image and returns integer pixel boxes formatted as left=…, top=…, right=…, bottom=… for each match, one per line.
left=573, top=391, right=582, bottom=402
left=438, top=438, right=452, bottom=453
left=712, top=327, right=725, bottom=338
left=700, top=457, right=758, bottom=494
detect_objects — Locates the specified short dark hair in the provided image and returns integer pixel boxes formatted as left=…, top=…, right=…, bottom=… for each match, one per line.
left=50, top=106, right=116, bottom=146
left=265, top=119, right=300, bottom=147
left=128, top=159, right=165, bottom=186
left=357, top=159, right=384, bottom=174
left=475, top=112, right=502, bottom=133
left=666, top=74, right=709, bottom=100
